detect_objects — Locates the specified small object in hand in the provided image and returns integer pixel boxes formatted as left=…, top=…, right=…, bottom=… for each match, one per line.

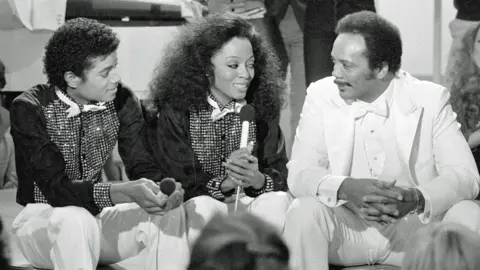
left=159, top=177, right=176, bottom=196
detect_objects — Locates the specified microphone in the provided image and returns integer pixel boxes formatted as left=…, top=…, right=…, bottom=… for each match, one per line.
left=239, top=104, right=255, bottom=149
left=235, top=105, right=255, bottom=212
left=159, top=177, right=176, bottom=196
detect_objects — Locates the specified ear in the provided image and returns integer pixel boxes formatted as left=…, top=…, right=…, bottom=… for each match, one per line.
left=64, top=71, right=82, bottom=89
left=375, top=62, right=389, bottom=80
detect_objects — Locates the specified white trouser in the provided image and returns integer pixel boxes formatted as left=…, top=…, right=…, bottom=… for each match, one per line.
left=283, top=197, right=480, bottom=270
left=184, top=191, right=293, bottom=246
left=11, top=202, right=189, bottom=270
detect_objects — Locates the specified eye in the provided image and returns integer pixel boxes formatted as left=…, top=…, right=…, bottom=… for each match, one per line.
left=227, top=64, right=239, bottom=69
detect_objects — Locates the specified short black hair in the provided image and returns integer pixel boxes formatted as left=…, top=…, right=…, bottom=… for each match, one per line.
left=336, top=11, right=402, bottom=73
left=43, top=17, right=120, bottom=90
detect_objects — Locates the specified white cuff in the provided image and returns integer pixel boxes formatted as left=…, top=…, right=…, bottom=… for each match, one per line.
left=316, top=175, right=347, bottom=207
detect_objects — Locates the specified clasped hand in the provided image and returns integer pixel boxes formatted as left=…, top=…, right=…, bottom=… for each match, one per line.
left=221, top=147, right=265, bottom=192
left=340, top=178, right=418, bottom=224
left=210, top=1, right=266, bottom=20
left=125, top=178, right=184, bottom=216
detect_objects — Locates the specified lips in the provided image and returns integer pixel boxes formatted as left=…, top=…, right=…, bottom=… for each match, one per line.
left=233, top=83, right=249, bottom=91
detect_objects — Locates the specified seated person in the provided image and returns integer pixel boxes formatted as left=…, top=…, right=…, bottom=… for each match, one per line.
left=132, top=14, right=292, bottom=245
left=0, top=59, right=17, bottom=190
left=188, top=213, right=290, bottom=270
left=283, top=11, right=480, bottom=270
left=9, top=18, right=188, bottom=270
left=447, top=22, right=480, bottom=168
left=403, top=222, right=480, bottom=270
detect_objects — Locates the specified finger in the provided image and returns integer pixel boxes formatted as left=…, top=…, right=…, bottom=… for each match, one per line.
left=360, top=206, right=382, bottom=217
left=225, top=2, right=247, bottom=8
left=371, top=203, right=399, bottom=217
left=247, top=141, right=254, bottom=153
left=227, top=159, right=252, bottom=170
left=223, top=162, right=250, bottom=175
left=144, top=206, right=168, bottom=216
left=360, top=213, right=382, bottom=222
left=227, top=170, right=247, bottom=182
left=142, top=179, right=160, bottom=194
left=363, top=195, right=398, bottom=204
left=243, top=154, right=258, bottom=164
left=379, top=214, right=397, bottom=224
left=372, top=187, right=403, bottom=201
left=226, top=175, right=243, bottom=186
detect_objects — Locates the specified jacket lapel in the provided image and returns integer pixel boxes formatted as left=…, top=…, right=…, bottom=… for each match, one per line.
left=392, top=73, right=423, bottom=184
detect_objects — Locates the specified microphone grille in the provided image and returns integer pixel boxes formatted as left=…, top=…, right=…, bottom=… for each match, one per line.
left=240, top=104, right=255, bottom=122
left=159, top=177, right=176, bottom=196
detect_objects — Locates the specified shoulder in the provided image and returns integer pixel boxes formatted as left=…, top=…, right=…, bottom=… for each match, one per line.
left=398, top=71, right=450, bottom=107
left=12, top=84, right=55, bottom=109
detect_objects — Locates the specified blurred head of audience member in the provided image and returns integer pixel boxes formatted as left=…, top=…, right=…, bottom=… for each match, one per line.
left=187, top=213, right=289, bottom=270
left=148, top=13, right=285, bottom=123
left=43, top=17, right=120, bottom=104
left=0, top=217, right=10, bottom=270
left=403, top=222, right=480, bottom=270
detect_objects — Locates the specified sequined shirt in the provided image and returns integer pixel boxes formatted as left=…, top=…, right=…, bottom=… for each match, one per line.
left=133, top=96, right=289, bottom=202
left=10, top=84, right=149, bottom=216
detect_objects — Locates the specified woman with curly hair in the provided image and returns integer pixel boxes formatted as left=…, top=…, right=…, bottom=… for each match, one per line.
left=135, top=14, right=292, bottom=245
left=447, top=22, right=480, bottom=168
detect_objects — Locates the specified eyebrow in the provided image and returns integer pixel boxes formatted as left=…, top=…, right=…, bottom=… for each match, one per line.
left=99, top=63, right=116, bottom=73
left=225, top=55, right=255, bottom=61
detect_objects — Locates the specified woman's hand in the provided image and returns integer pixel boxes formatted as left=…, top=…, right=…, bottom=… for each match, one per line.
left=222, top=148, right=265, bottom=189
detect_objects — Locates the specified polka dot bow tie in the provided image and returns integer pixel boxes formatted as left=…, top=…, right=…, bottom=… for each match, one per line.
left=56, top=89, right=107, bottom=118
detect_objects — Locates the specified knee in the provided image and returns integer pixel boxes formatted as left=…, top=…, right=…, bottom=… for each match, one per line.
left=49, top=206, right=99, bottom=236
left=185, top=196, right=227, bottom=222
left=286, top=197, right=330, bottom=224
left=254, top=191, right=293, bottom=211
left=443, top=200, right=480, bottom=234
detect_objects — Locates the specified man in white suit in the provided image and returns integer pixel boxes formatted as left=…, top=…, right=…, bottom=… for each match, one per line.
left=283, top=11, right=480, bottom=270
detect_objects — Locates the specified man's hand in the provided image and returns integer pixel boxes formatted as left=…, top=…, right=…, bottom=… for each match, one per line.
left=111, top=178, right=184, bottom=215
left=338, top=178, right=403, bottom=223
left=222, top=148, right=265, bottom=189
left=362, top=185, right=421, bottom=223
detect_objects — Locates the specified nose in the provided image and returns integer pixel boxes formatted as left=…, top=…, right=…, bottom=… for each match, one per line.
left=332, top=62, right=343, bottom=79
left=238, top=64, right=253, bottom=79
left=110, top=69, right=121, bottom=83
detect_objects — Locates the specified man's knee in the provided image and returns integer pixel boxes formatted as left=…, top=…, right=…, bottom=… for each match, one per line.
left=50, top=206, right=100, bottom=237
left=286, top=197, right=331, bottom=223
left=443, top=200, right=480, bottom=233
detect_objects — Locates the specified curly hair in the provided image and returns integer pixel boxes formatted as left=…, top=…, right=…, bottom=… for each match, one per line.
left=336, top=11, right=402, bottom=73
left=148, top=14, right=285, bottom=122
left=188, top=213, right=290, bottom=270
left=447, top=23, right=480, bottom=138
left=43, top=17, right=120, bottom=91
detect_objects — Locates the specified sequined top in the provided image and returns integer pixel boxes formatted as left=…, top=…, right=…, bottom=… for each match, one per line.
left=10, top=84, right=150, bottom=216
left=132, top=95, right=288, bottom=202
